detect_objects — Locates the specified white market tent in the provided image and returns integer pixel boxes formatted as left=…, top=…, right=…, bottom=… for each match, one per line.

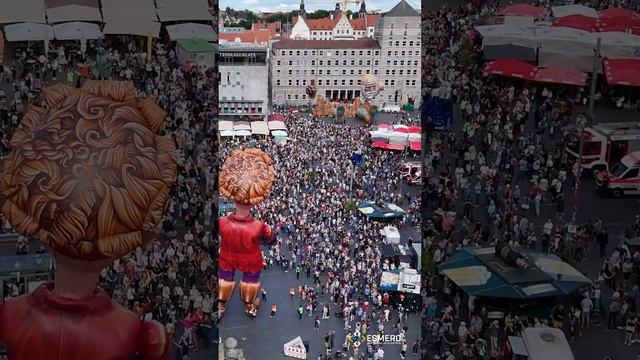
left=103, top=20, right=161, bottom=38
left=47, top=4, right=102, bottom=23
left=4, top=23, right=54, bottom=42
left=220, top=130, right=235, bottom=137
left=166, top=23, right=216, bottom=41
left=235, top=130, right=251, bottom=137
left=271, top=130, right=288, bottom=137
left=475, top=25, right=538, bottom=48
left=250, top=122, right=270, bottom=135
left=598, top=32, right=640, bottom=59
left=233, top=123, right=251, bottom=131
left=53, top=22, right=102, bottom=40
left=0, top=0, right=46, bottom=24
left=218, top=121, right=233, bottom=132
left=408, top=133, right=421, bottom=142
left=102, top=0, right=158, bottom=22
left=536, top=26, right=596, bottom=71
left=388, top=133, right=410, bottom=146
left=156, top=0, right=213, bottom=22
left=551, top=5, right=598, bottom=18
left=268, top=121, right=287, bottom=131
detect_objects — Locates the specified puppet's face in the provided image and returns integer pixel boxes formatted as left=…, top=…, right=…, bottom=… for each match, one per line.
left=0, top=81, right=177, bottom=260
left=219, top=148, right=276, bottom=206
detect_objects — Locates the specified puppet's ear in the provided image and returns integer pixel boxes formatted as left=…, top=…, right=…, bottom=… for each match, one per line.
left=137, top=98, right=167, bottom=134
left=81, top=80, right=137, bottom=105
left=43, top=84, right=78, bottom=108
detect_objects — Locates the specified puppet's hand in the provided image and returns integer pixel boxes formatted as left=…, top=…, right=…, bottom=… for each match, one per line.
left=138, top=320, right=172, bottom=360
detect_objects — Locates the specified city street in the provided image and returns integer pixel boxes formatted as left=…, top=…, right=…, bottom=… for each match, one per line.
left=219, top=113, right=423, bottom=359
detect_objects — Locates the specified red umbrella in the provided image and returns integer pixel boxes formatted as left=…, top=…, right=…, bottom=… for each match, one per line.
left=386, top=143, right=405, bottom=151
left=599, top=16, right=640, bottom=33
left=553, top=15, right=599, bottom=32
left=409, top=141, right=421, bottom=151
left=604, top=58, right=640, bottom=87
left=533, top=66, right=588, bottom=86
left=500, top=4, right=546, bottom=18
left=407, top=125, right=422, bottom=134
left=598, top=8, right=640, bottom=20
left=372, top=141, right=389, bottom=149
left=483, top=59, right=536, bottom=80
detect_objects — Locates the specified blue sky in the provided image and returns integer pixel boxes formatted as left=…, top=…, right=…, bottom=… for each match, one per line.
left=220, top=0, right=420, bottom=13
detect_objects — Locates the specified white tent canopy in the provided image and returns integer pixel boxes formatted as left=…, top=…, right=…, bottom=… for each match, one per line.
left=102, top=0, right=157, bottom=22
left=0, top=0, right=46, bottom=24
left=156, top=0, right=213, bottom=22
left=598, top=32, right=640, bottom=59
left=250, top=122, right=270, bottom=135
left=268, top=121, right=287, bottom=130
left=475, top=25, right=538, bottom=48
left=218, top=121, right=233, bottom=132
left=382, top=226, right=401, bottom=244
left=53, top=22, right=102, bottom=40
left=4, top=23, right=54, bottom=42
left=271, top=130, right=288, bottom=137
left=166, top=23, right=216, bottom=41
left=233, top=123, right=251, bottom=131
left=103, top=20, right=161, bottom=37
left=47, top=5, right=102, bottom=23
left=220, top=130, right=235, bottom=137
left=551, top=5, right=598, bottom=18
left=235, top=130, right=251, bottom=137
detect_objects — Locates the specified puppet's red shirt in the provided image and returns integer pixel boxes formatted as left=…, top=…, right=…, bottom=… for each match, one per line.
left=0, top=282, right=171, bottom=360
left=219, top=214, right=273, bottom=273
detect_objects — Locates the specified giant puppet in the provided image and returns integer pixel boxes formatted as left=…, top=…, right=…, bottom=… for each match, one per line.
left=0, top=81, right=178, bottom=359
left=218, top=148, right=276, bottom=318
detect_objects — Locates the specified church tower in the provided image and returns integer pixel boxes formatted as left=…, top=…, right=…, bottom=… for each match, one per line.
left=359, top=1, right=367, bottom=17
left=299, top=0, right=306, bottom=18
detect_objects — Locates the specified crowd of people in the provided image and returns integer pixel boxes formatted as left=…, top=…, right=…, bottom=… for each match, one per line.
left=1, top=31, right=217, bottom=357
left=219, top=110, right=422, bottom=359
left=421, top=1, right=640, bottom=359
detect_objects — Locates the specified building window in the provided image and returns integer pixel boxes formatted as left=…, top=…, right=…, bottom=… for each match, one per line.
left=406, top=80, right=410, bottom=85
left=276, top=60, right=281, bottom=65
left=311, top=69, right=315, bottom=74
left=277, top=69, right=281, bottom=75
left=311, top=60, right=316, bottom=66
left=303, top=51, right=308, bottom=56
left=319, top=69, right=323, bottom=74
left=343, top=51, right=347, bottom=56
left=342, top=69, right=346, bottom=75
left=385, top=69, right=390, bottom=75
left=319, top=60, right=323, bottom=65
left=289, top=51, right=293, bottom=56
left=349, top=79, right=354, bottom=85
left=384, top=80, right=389, bottom=86
left=318, top=79, right=322, bottom=85
left=288, top=70, right=293, bottom=75
left=399, top=70, right=403, bottom=75
left=367, top=50, right=371, bottom=56
left=327, top=70, right=331, bottom=75
left=276, top=80, right=280, bottom=86
left=411, top=80, right=416, bottom=86
left=375, top=51, right=379, bottom=56
left=387, top=51, right=391, bottom=56
left=295, top=94, right=299, bottom=99
left=288, top=60, right=293, bottom=66
left=341, top=79, right=346, bottom=85
left=334, top=80, right=338, bottom=85
left=350, top=69, right=355, bottom=75
left=296, top=80, right=300, bottom=86
left=288, top=80, right=292, bottom=86
left=395, top=41, right=399, bottom=46
left=287, top=94, right=291, bottom=100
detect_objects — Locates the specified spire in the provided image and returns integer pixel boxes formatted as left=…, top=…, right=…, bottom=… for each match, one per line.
left=300, top=0, right=306, bottom=17
left=335, top=2, right=341, bottom=13
left=359, top=0, right=366, bottom=16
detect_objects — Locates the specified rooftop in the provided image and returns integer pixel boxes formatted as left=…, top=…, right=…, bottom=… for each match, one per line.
left=384, top=0, right=419, bottom=17
left=176, top=38, right=216, bottom=52
left=272, top=38, right=380, bottom=50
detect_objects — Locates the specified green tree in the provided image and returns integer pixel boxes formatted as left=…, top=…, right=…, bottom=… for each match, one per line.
left=306, top=10, right=330, bottom=19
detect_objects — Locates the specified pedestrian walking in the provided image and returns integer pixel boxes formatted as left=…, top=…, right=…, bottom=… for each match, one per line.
left=270, top=304, right=277, bottom=318
left=314, top=316, right=320, bottom=330
left=298, top=305, right=304, bottom=320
